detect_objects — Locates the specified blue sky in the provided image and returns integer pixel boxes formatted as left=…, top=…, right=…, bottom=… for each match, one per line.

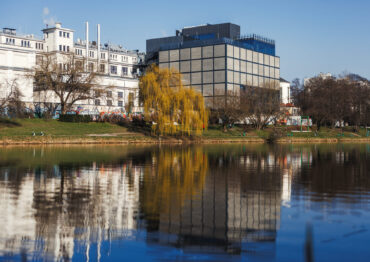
left=1, top=0, right=370, bottom=81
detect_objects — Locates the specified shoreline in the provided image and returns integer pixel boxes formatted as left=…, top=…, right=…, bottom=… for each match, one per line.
left=0, top=137, right=369, bottom=145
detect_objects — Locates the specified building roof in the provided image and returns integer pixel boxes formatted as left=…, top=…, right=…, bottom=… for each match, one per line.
left=280, top=77, right=290, bottom=83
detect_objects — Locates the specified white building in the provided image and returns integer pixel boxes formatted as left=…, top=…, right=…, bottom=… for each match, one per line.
left=279, top=78, right=291, bottom=105
left=0, top=22, right=143, bottom=115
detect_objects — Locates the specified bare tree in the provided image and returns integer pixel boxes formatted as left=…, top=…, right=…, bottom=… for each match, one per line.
left=0, top=79, right=25, bottom=117
left=212, top=90, right=249, bottom=131
left=295, top=74, right=370, bottom=129
left=32, top=52, right=108, bottom=114
left=243, top=84, right=282, bottom=130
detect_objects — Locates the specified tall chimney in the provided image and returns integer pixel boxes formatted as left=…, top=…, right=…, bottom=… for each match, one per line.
left=85, top=21, right=89, bottom=71
left=97, top=24, right=101, bottom=65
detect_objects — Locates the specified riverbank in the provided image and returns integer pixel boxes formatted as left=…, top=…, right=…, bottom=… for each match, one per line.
left=0, top=119, right=369, bottom=145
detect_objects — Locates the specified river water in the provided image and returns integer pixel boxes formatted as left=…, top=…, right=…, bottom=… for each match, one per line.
left=0, top=144, right=369, bottom=261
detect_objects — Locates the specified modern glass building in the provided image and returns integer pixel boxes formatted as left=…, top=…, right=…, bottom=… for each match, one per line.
left=146, top=23, right=280, bottom=107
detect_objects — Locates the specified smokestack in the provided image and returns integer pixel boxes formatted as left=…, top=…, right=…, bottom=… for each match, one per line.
left=85, top=21, right=89, bottom=70
left=97, top=24, right=100, bottom=64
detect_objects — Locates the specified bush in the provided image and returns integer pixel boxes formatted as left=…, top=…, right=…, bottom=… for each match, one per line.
left=59, top=114, right=92, bottom=123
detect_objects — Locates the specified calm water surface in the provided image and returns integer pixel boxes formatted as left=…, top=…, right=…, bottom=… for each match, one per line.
left=0, top=144, right=369, bottom=261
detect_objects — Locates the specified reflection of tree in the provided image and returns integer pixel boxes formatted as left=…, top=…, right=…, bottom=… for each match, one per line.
left=140, top=146, right=208, bottom=231
left=296, top=144, right=370, bottom=200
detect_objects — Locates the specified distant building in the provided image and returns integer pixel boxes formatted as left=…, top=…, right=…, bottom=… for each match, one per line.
left=303, top=72, right=333, bottom=86
left=146, top=23, right=280, bottom=107
left=0, top=22, right=143, bottom=115
left=279, top=78, right=291, bottom=105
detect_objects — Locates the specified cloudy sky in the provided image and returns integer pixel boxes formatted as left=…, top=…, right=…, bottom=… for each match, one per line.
left=1, top=0, right=370, bottom=82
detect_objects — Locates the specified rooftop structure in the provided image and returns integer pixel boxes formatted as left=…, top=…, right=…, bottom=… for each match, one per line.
left=146, top=23, right=280, bottom=107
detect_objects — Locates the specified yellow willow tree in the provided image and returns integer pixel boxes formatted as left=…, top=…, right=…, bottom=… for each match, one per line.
left=139, top=65, right=208, bottom=136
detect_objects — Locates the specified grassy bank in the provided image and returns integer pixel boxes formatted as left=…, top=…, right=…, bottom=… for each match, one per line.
left=0, top=119, right=369, bottom=145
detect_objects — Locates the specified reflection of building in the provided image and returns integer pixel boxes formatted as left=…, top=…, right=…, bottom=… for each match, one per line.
left=147, top=23, right=280, bottom=107
left=0, top=162, right=142, bottom=261
left=151, top=157, right=282, bottom=256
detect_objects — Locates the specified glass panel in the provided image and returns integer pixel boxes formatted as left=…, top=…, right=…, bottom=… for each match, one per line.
left=214, top=70, right=225, bottom=82
left=258, top=64, right=264, bottom=76
left=252, top=51, right=258, bottom=62
left=159, top=51, right=169, bottom=62
left=180, top=48, right=190, bottom=60
left=169, top=50, right=179, bottom=61
left=214, top=83, right=225, bottom=96
left=214, top=57, right=225, bottom=70
left=247, top=50, right=253, bottom=61
left=227, top=57, right=233, bottom=70
left=240, top=61, right=246, bottom=72
left=258, top=53, right=264, bottom=64
left=241, top=73, right=246, bottom=85
left=202, top=58, right=213, bottom=71
left=227, top=45, right=233, bottom=57
left=240, top=48, right=246, bottom=60
left=170, top=62, right=179, bottom=71
left=191, top=47, right=201, bottom=59
left=180, top=61, right=190, bottom=72
left=202, top=46, right=213, bottom=58
left=227, top=70, right=233, bottom=83
left=191, top=72, right=201, bottom=84
left=234, top=59, right=240, bottom=71
left=246, top=74, right=253, bottom=86
left=247, top=62, right=252, bottom=74
left=203, top=84, right=213, bottom=96
left=191, top=59, right=201, bottom=72
left=182, top=73, right=190, bottom=85
left=253, top=63, right=258, bottom=75
left=214, top=44, right=225, bottom=57
left=234, top=72, right=240, bottom=84
left=233, top=46, right=240, bottom=59
left=202, top=71, right=213, bottom=84
left=264, top=54, right=269, bottom=66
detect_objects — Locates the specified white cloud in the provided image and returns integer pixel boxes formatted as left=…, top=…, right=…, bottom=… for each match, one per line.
left=42, top=7, right=57, bottom=26
left=43, top=7, right=49, bottom=16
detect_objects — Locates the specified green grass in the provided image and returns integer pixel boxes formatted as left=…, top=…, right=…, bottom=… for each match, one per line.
left=1, top=119, right=369, bottom=142
left=202, top=125, right=258, bottom=139
left=0, top=118, right=145, bottom=140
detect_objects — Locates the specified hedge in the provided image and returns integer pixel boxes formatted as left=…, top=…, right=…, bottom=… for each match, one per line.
left=59, top=114, right=92, bottom=122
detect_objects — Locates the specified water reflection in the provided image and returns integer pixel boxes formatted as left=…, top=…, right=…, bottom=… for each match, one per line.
left=0, top=144, right=369, bottom=261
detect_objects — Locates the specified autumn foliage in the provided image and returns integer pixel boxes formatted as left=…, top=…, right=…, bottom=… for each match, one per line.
left=139, top=65, right=208, bottom=136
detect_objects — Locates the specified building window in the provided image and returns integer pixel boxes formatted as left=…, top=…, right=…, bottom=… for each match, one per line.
left=95, top=99, right=100, bottom=106
left=89, top=51, right=94, bottom=58
left=107, top=100, right=112, bottom=106
left=118, top=92, right=123, bottom=98
left=67, top=32, right=70, bottom=38
left=101, top=53, right=105, bottom=59
left=122, top=67, right=128, bottom=76
left=59, top=31, right=62, bottom=37
left=59, top=45, right=62, bottom=51
left=107, top=91, right=112, bottom=97
left=118, top=101, right=123, bottom=107
left=100, top=64, right=105, bottom=73
left=110, top=65, right=117, bottom=74
left=67, top=46, right=70, bottom=52
left=88, top=63, right=94, bottom=72
left=76, top=61, right=83, bottom=70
